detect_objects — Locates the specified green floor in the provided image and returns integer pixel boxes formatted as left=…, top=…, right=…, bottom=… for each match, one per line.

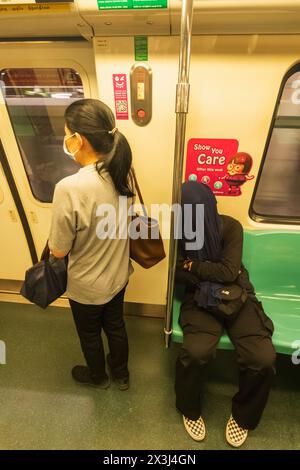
left=0, top=302, right=299, bottom=450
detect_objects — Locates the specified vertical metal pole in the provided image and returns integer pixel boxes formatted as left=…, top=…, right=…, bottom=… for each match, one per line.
left=164, top=0, right=194, bottom=347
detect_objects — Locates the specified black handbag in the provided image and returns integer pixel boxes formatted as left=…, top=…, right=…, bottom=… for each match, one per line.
left=20, top=242, right=68, bottom=309
left=211, top=283, right=248, bottom=317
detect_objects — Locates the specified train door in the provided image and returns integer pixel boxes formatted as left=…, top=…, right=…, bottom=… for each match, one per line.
left=0, top=41, right=97, bottom=282
left=0, top=141, right=32, bottom=282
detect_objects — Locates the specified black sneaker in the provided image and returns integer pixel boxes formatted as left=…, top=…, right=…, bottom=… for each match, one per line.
left=106, top=355, right=129, bottom=391
left=114, top=376, right=129, bottom=391
left=71, top=366, right=110, bottom=389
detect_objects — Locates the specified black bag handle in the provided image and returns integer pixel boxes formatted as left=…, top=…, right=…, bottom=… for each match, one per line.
left=40, top=241, right=50, bottom=262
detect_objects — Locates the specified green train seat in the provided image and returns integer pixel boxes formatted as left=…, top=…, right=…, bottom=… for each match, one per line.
left=172, top=230, right=300, bottom=355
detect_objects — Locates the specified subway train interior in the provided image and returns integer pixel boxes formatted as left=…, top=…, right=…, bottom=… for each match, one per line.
left=0, top=0, right=299, bottom=453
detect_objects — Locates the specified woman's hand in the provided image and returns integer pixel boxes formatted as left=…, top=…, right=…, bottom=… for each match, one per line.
left=183, top=259, right=193, bottom=272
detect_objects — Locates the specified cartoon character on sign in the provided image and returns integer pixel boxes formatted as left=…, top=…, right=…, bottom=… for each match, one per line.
left=223, top=152, right=255, bottom=195
left=114, top=75, right=126, bottom=89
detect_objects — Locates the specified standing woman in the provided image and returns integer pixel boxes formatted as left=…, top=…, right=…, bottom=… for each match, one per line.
left=48, top=99, right=134, bottom=390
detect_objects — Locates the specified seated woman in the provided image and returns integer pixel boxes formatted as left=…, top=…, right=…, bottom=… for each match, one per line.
left=175, top=181, right=276, bottom=447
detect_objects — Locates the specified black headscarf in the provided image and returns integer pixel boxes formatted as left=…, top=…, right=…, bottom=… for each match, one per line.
left=181, top=181, right=222, bottom=262
left=180, top=181, right=223, bottom=309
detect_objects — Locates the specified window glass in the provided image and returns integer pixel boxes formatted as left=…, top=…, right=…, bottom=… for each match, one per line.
left=1, top=68, right=83, bottom=203
left=251, top=67, right=300, bottom=222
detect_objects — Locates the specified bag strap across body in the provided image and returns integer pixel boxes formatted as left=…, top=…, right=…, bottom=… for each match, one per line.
left=130, top=168, right=147, bottom=217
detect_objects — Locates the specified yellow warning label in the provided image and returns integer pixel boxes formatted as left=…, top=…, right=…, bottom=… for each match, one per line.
left=0, top=4, right=72, bottom=14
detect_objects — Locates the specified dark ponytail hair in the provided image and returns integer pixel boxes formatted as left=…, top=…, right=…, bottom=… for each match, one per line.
left=64, top=99, right=134, bottom=197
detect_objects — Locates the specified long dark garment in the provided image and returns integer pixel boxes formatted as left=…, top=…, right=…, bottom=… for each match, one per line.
left=175, top=184, right=276, bottom=430
left=69, top=286, right=129, bottom=382
left=175, top=294, right=275, bottom=430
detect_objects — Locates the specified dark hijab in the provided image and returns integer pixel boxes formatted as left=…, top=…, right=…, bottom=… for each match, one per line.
left=181, top=181, right=222, bottom=262
left=180, top=181, right=223, bottom=308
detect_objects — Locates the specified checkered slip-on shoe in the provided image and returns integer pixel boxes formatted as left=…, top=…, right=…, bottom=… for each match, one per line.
left=226, top=415, right=248, bottom=448
left=183, top=415, right=206, bottom=442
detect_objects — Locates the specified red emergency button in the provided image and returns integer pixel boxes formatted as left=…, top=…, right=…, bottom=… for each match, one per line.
left=137, top=109, right=146, bottom=119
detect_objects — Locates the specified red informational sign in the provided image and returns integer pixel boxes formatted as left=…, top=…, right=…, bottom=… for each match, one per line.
left=185, top=138, right=255, bottom=196
left=112, top=74, right=129, bottom=120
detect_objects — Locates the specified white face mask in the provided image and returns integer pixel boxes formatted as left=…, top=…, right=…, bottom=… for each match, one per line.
left=63, top=133, right=80, bottom=160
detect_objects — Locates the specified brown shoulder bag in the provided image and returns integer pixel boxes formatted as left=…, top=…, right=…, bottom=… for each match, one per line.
left=129, top=168, right=166, bottom=269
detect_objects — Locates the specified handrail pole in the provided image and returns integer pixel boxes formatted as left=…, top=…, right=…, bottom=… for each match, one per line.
left=164, top=0, right=194, bottom=347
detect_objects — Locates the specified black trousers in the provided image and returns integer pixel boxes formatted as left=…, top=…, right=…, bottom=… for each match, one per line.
left=69, top=286, right=129, bottom=382
left=175, top=295, right=276, bottom=430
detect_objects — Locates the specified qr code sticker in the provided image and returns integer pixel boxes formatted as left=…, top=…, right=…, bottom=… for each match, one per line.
left=116, top=100, right=128, bottom=113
